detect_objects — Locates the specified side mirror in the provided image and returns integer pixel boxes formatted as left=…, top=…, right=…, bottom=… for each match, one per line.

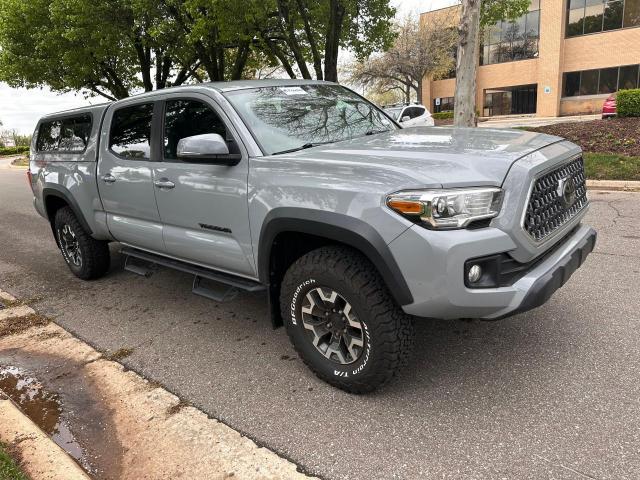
left=400, top=115, right=410, bottom=123
left=177, top=133, right=241, bottom=165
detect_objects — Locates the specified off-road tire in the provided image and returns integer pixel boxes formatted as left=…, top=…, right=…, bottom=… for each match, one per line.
left=54, top=207, right=110, bottom=280
left=280, top=246, right=414, bottom=393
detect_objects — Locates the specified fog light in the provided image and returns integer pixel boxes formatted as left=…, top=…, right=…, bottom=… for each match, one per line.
left=468, top=264, right=482, bottom=283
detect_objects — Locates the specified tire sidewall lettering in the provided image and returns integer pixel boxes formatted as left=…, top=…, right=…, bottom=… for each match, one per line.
left=290, top=278, right=316, bottom=326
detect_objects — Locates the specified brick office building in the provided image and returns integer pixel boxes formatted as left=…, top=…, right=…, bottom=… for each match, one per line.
left=421, top=0, right=640, bottom=118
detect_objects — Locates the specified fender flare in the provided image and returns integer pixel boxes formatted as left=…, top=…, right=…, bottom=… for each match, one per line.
left=42, top=185, right=93, bottom=235
left=258, top=208, right=413, bottom=306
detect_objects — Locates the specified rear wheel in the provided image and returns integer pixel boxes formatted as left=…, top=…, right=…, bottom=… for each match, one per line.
left=54, top=207, right=110, bottom=280
left=280, top=246, right=414, bottom=393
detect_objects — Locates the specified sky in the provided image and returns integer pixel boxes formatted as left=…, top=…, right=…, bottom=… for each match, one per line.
left=0, top=0, right=458, bottom=134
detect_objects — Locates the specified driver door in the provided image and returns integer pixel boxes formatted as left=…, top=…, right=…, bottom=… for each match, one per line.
left=151, top=94, right=256, bottom=277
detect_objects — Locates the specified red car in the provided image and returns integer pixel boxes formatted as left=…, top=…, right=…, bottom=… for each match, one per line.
left=602, top=93, right=617, bottom=119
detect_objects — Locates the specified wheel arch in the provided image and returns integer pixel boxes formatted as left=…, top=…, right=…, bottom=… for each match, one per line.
left=258, top=208, right=413, bottom=327
left=42, top=185, right=93, bottom=235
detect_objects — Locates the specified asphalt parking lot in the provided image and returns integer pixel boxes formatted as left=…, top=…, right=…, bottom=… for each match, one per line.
left=1, top=161, right=639, bottom=479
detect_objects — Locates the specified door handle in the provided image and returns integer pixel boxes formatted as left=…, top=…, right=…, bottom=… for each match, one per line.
left=101, top=174, right=116, bottom=183
left=154, top=178, right=175, bottom=190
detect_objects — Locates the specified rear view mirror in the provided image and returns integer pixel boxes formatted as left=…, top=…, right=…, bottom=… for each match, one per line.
left=177, top=133, right=241, bottom=165
left=400, top=115, right=410, bottom=122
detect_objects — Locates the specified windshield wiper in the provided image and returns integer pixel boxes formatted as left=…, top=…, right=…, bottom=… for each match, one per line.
left=271, top=141, right=332, bottom=156
left=365, top=129, right=391, bottom=136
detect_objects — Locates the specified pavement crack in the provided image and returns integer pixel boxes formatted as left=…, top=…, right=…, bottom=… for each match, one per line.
left=533, top=454, right=599, bottom=479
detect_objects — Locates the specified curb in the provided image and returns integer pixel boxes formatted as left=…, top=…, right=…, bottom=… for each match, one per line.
left=586, top=179, right=640, bottom=192
left=0, top=290, right=89, bottom=480
left=0, top=399, right=91, bottom=480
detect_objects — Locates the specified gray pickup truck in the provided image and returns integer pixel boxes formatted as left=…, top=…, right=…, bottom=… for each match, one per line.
left=28, top=80, right=596, bottom=393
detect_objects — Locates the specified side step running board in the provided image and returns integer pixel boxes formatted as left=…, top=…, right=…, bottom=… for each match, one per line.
left=121, top=247, right=265, bottom=302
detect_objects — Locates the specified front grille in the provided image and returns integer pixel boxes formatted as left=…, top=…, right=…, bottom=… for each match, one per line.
left=524, top=156, right=587, bottom=242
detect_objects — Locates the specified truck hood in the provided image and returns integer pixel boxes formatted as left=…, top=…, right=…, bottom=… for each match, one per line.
left=280, top=126, right=564, bottom=188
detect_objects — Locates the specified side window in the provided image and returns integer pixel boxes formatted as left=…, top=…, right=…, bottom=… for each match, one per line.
left=409, top=107, right=425, bottom=119
left=163, top=99, right=228, bottom=160
left=109, top=103, right=154, bottom=160
left=58, top=115, right=92, bottom=152
left=36, top=120, right=62, bottom=152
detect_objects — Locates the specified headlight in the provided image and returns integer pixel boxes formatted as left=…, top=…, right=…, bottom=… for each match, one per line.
left=386, top=187, right=504, bottom=229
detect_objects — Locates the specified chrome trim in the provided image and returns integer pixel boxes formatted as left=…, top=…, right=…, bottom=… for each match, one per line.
left=519, top=153, right=589, bottom=247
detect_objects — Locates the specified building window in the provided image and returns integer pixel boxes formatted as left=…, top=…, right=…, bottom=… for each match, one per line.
left=563, top=64, right=640, bottom=97
left=567, top=0, right=639, bottom=37
left=483, top=84, right=537, bottom=116
left=480, top=2, right=540, bottom=66
left=433, top=97, right=455, bottom=113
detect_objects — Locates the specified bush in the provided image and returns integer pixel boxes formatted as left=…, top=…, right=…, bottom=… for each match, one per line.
left=616, top=89, right=640, bottom=118
left=432, top=111, right=454, bottom=120
left=0, top=145, right=29, bottom=155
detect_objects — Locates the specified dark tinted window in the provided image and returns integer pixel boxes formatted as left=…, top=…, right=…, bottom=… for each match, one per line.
left=624, top=0, right=640, bottom=26
left=36, top=114, right=91, bottom=153
left=59, top=115, right=92, bottom=152
left=564, top=72, right=581, bottom=97
left=599, top=67, right=619, bottom=93
left=619, top=64, right=640, bottom=89
left=163, top=100, right=227, bottom=160
left=568, top=0, right=638, bottom=36
left=579, top=69, right=600, bottom=95
left=109, top=103, right=154, bottom=160
left=603, top=0, right=623, bottom=30
left=36, top=120, right=62, bottom=152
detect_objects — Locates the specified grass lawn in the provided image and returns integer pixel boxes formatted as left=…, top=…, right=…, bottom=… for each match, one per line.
left=0, top=443, right=27, bottom=480
left=584, top=152, right=640, bottom=181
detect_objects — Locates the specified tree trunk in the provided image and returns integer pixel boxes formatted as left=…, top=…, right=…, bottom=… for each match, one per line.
left=323, top=0, right=345, bottom=82
left=405, top=83, right=411, bottom=104
left=454, top=0, right=481, bottom=127
left=278, top=0, right=312, bottom=79
left=417, top=77, right=423, bottom=104
left=296, top=0, right=323, bottom=80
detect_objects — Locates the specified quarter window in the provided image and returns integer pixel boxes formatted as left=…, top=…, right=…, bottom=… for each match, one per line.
left=36, top=114, right=92, bottom=153
left=163, top=99, right=227, bottom=160
left=109, top=103, right=154, bottom=160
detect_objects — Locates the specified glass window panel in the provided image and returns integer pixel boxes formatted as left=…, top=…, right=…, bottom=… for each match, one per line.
left=36, top=120, right=62, bottom=152
left=489, top=22, right=502, bottom=43
left=564, top=72, right=581, bottom=96
left=619, top=64, right=640, bottom=90
left=585, top=0, right=603, bottom=5
left=489, top=44, right=501, bottom=64
left=599, top=67, right=619, bottom=93
left=567, top=8, right=585, bottom=36
left=481, top=45, right=490, bottom=65
left=569, top=0, right=586, bottom=8
left=580, top=70, right=600, bottom=95
left=526, top=10, right=540, bottom=38
left=623, top=0, right=640, bottom=27
left=163, top=100, right=228, bottom=160
left=583, top=3, right=604, bottom=33
left=603, top=0, right=623, bottom=30
left=58, top=115, right=92, bottom=152
left=109, top=103, right=154, bottom=160
left=529, top=0, right=540, bottom=11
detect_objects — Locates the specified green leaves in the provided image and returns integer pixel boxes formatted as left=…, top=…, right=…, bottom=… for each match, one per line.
left=480, top=0, right=531, bottom=27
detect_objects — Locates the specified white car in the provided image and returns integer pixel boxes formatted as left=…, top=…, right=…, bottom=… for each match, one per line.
left=384, top=104, right=434, bottom=127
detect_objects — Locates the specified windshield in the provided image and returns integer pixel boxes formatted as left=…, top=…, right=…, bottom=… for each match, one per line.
left=384, top=107, right=403, bottom=120
left=224, top=84, right=396, bottom=155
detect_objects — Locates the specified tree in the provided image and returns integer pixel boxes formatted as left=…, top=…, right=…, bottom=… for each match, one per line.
left=252, top=0, right=396, bottom=82
left=347, top=16, right=457, bottom=104
left=453, top=0, right=529, bottom=127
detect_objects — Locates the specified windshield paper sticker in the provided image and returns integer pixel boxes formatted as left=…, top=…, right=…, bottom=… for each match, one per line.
left=279, top=86, right=307, bottom=95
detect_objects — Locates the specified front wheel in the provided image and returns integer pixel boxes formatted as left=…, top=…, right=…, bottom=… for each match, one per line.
left=54, top=207, right=110, bottom=280
left=280, top=246, right=414, bottom=393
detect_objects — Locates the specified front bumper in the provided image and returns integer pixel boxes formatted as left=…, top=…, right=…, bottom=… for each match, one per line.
left=389, top=223, right=596, bottom=320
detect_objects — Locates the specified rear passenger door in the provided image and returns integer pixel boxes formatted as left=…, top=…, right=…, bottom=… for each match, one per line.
left=97, top=101, right=165, bottom=253
left=151, top=94, right=255, bottom=277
